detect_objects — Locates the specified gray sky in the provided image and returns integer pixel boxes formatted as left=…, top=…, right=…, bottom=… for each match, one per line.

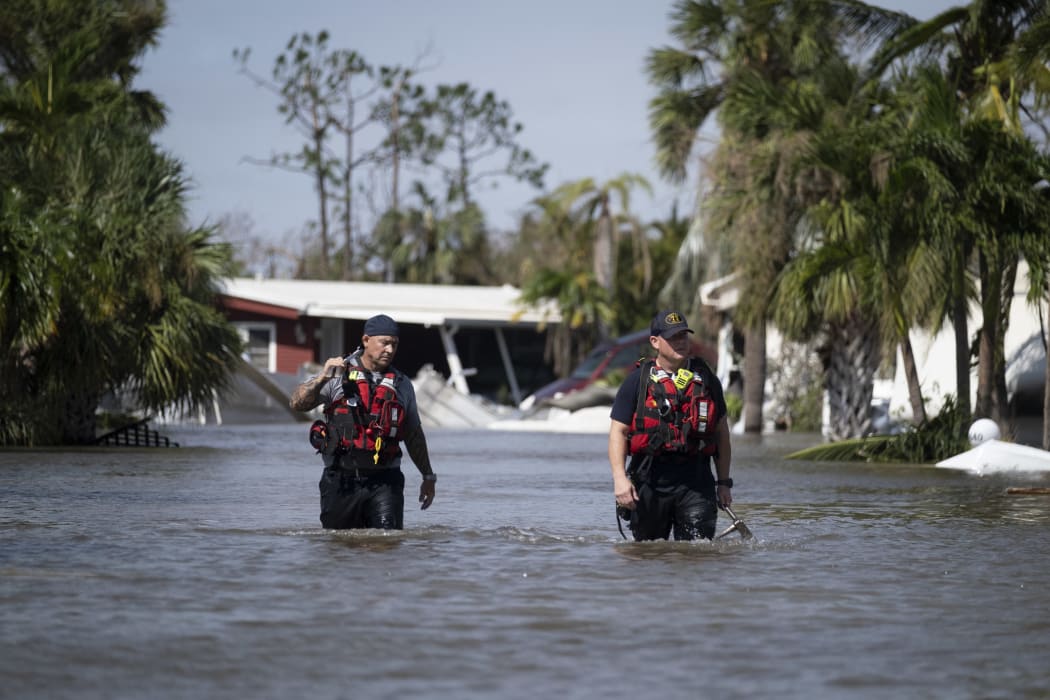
left=140, top=0, right=958, bottom=246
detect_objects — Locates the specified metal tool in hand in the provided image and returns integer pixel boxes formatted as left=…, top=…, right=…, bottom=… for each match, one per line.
left=715, top=505, right=754, bottom=540
left=615, top=502, right=632, bottom=540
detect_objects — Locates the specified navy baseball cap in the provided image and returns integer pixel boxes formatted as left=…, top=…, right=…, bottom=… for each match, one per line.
left=650, top=309, right=694, bottom=338
left=363, top=314, right=399, bottom=337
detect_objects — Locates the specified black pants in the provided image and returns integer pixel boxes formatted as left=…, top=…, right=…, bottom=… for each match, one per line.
left=318, top=467, right=405, bottom=530
left=629, top=461, right=717, bottom=541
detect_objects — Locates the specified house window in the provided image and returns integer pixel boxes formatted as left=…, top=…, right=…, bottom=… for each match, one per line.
left=236, top=323, right=276, bottom=372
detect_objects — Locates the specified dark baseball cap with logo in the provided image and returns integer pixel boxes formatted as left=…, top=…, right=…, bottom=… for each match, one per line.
left=650, top=309, right=694, bottom=338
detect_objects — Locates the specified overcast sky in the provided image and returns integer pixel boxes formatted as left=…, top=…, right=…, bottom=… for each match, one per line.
left=139, top=1, right=959, bottom=246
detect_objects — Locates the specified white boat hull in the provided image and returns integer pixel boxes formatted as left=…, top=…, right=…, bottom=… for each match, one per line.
left=935, top=439, right=1050, bottom=475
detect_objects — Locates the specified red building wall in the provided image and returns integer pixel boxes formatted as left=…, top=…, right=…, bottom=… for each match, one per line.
left=219, top=296, right=319, bottom=375
left=274, top=318, right=316, bottom=374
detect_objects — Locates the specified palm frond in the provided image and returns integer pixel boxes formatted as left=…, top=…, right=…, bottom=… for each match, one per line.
left=649, top=83, right=725, bottom=180
left=646, top=46, right=710, bottom=88
left=862, top=7, right=970, bottom=84
left=1013, top=11, right=1050, bottom=71
left=826, top=0, right=919, bottom=48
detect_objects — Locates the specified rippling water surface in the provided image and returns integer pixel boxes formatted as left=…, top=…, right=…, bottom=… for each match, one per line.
left=2, top=423, right=1049, bottom=699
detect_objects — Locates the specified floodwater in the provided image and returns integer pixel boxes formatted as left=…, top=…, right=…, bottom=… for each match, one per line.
left=2, top=423, right=1049, bottom=700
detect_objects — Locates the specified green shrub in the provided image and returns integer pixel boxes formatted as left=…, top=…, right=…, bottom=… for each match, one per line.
left=787, top=394, right=970, bottom=463
left=787, top=382, right=823, bottom=432
left=725, top=392, right=743, bottom=423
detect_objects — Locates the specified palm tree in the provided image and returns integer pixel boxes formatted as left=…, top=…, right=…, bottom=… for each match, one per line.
left=519, top=268, right=614, bottom=379
left=882, top=66, right=983, bottom=422
left=0, top=183, right=71, bottom=443
left=646, top=0, right=910, bottom=433
left=741, top=58, right=885, bottom=438
left=866, top=1, right=1050, bottom=133
left=861, top=0, right=1050, bottom=428
left=966, top=127, right=1050, bottom=426
left=512, top=180, right=686, bottom=377
left=545, top=174, right=653, bottom=341
left=0, top=0, right=168, bottom=130
left=31, top=120, right=242, bottom=444
left=0, top=0, right=243, bottom=445
left=515, top=191, right=615, bottom=377
left=774, top=103, right=950, bottom=436
left=1020, top=220, right=1050, bottom=449
left=782, top=57, right=1050, bottom=440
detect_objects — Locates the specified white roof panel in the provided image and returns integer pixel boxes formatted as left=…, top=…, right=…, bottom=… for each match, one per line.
left=219, top=278, right=561, bottom=327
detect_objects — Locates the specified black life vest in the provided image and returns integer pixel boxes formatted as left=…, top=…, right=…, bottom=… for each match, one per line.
left=308, top=362, right=406, bottom=465
left=628, top=359, right=719, bottom=457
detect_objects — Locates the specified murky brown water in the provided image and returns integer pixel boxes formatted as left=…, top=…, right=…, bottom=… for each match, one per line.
left=2, top=423, right=1048, bottom=699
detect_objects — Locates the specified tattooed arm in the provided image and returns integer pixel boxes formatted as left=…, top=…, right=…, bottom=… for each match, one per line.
left=289, top=357, right=345, bottom=412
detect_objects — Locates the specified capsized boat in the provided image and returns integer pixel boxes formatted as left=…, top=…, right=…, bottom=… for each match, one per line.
left=936, top=438, right=1050, bottom=475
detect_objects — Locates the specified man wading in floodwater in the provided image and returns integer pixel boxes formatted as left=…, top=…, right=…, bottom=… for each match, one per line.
left=290, top=314, right=437, bottom=529
left=608, top=310, right=734, bottom=540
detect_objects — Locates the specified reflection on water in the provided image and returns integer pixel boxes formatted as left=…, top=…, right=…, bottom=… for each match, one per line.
left=1, top=423, right=1049, bottom=700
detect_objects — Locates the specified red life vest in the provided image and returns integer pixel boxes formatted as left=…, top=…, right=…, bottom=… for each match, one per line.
left=310, top=364, right=406, bottom=465
left=628, top=359, right=720, bottom=457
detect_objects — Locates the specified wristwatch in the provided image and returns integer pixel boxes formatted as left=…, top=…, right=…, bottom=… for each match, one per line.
left=422, top=473, right=437, bottom=482
left=715, top=478, right=733, bottom=488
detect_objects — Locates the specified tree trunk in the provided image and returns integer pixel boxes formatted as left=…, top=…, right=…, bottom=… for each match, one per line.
left=975, top=248, right=1014, bottom=430
left=387, top=81, right=402, bottom=283
left=314, top=143, right=330, bottom=278
left=993, top=258, right=1017, bottom=430
left=824, top=313, right=880, bottom=440
left=309, top=95, right=330, bottom=278
left=900, top=332, right=926, bottom=424
left=342, top=96, right=354, bottom=281
left=593, top=196, right=614, bottom=342
left=458, top=130, right=471, bottom=207
left=1044, top=285, right=1050, bottom=451
left=952, top=256, right=971, bottom=420
left=60, top=388, right=99, bottom=445
left=743, top=321, right=766, bottom=433
left=974, top=248, right=998, bottom=421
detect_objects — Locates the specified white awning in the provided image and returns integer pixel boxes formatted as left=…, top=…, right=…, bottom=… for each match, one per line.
left=219, top=277, right=560, bottom=327
left=219, top=277, right=560, bottom=406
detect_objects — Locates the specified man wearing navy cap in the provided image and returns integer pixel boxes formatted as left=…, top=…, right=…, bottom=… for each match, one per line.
left=607, top=309, right=733, bottom=540
left=290, top=313, right=437, bottom=529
